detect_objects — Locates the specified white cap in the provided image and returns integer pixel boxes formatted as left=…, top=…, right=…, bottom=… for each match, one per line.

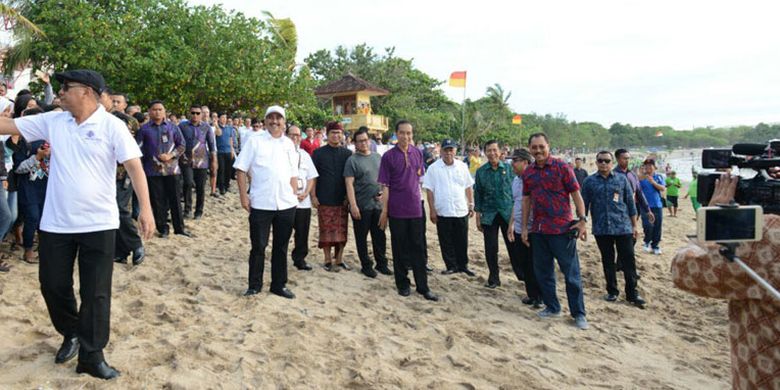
left=265, top=105, right=286, bottom=119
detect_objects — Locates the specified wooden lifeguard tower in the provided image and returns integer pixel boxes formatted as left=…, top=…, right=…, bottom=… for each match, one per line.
left=314, top=73, right=389, bottom=135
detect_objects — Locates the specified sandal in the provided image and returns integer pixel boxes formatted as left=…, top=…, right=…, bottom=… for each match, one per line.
left=23, top=250, right=38, bottom=264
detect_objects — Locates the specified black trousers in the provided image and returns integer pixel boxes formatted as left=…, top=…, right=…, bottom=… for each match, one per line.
left=436, top=216, right=469, bottom=271
left=115, top=179, right=142, bottom=258
left=420, top=201, right=428, bottom=264
left=39, top=229, right=115, bottom=364
left=148, top=175, right=185, bottom=234
left=389, top=217, right=429, bottom=293
left=248, top=207, right=295, bottom=291
left=352, top=208, right=387, bottom=270
left=509, top=232, right=541, bottom=300
left=482, top=215, right=512, bottom=285
left=291, top=208, right=311, bottom=266
left=182, top=167, right=208, bottom=216
left=217, top=153, right=233, bottom=192
left=595, top=234, right=638, bottom=300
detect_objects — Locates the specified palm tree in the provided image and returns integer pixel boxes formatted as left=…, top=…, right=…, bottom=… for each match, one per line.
left=261, top=10, right=297, bottom=58
left=485, top=83, right=511, bottom=110
left=1, top=1, right=45, bottom=76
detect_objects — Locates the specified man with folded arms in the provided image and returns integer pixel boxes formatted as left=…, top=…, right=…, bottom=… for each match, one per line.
left=0, top=69, right=155, bottom=379
left=422, top=138, right=475, bottom=276
left=234, top=105, right=298, bottom=299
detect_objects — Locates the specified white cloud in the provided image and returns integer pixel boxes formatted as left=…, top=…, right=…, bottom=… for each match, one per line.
left=189, top=0, right=780, bottom=128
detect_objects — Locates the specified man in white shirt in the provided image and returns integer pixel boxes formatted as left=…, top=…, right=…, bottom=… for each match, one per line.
left=0, top=69, right=154, bottom=379
left=285, top=125, right=318, bottom=271
left=233, top=105, right=298, bottom=299
left=422, top=139, right=475, bottom=276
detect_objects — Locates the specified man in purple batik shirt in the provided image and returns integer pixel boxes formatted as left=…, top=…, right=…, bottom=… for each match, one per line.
left=136, top=100, right=190, bottom=237
left=378, top=120, right=438, bottom=301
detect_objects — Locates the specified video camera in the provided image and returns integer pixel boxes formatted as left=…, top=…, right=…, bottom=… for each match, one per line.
left=698, top=140, right=780, bottom=214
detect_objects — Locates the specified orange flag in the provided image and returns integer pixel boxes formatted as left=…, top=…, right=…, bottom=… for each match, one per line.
left=449, top=71, right=466, bottom=88
left=512, top=115, right=522, bottom=125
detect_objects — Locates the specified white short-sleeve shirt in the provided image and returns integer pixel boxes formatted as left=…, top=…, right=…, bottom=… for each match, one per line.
left=296, top=148, right=319, bottom=208
left=422, top=158, right=474, bottom=217
left=14, top=105, right=142, bottom=233
left=233, top=131, right=298, bottom=210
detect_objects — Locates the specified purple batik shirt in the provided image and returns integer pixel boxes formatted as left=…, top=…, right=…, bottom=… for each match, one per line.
left=613, top=166, right=651, bottom=214
left=136, top=120, right=185, bottom=176
left=377, top=145, right=424, bottom=219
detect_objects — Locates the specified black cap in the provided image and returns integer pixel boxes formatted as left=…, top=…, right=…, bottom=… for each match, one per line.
left=441, top=138, right=458, bottom=149
left=511, top=148, right=533, bottom=162
left=54, top=69, right=106, bottom=95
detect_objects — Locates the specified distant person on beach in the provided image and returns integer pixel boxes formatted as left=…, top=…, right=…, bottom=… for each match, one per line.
left=286, top=125, right=318, bottom=271
left=639, top=159, right=665, bottom=255
left=683, top=174, right=700, bottom=214
left=665, top=171, right=681, bottom=217
left=467, top=147, right=482, bottom=177
left=573, top=157, right=588, bottom=187
left=581, top=151, right=645, bottom=308
left=474, top=140, right=514, bottom=289
left=0, top=69, right=155, bottom=379
left=344, top=127, right=390, bottom=278
left=312, top=121, right=353, bottom=272
left=136, top=100, right=190, bottom=238
left=423, top=138, right=475, bottom=276
left=377, top=120, right=438, bottom=301
left=234, top=105, right=298, bottom=299
left=215, top=113, right=236, bottom=195
left=520, top=133, right=589, bottom=330
left=507, top=148, right=543, bottom=308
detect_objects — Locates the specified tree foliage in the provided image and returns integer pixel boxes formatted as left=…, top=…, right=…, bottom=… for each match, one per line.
left=6, top=0, right=326, bottom=124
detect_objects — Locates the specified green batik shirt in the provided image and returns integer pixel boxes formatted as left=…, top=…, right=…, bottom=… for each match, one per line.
left=474, top=161, right=514, bottom=226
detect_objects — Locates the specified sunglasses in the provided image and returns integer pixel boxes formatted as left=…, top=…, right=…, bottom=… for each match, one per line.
left=190, top=111, right=202, bottom=115
left=597, top=158, right=612, bottom=164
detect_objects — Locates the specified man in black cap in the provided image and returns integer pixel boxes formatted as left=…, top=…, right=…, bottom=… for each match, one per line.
left=0, top=69, right=155, bottom=379
left=422, top=139, right=475, bottom=275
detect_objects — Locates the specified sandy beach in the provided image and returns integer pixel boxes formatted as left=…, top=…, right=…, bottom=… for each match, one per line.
left=0, top=183, right=731, bottom=389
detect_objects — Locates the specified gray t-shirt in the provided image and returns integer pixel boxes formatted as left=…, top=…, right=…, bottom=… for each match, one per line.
left=343, top=152, right=382, bottom=211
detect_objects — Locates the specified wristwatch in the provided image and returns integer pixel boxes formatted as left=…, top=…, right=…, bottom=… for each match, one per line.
left=578, top=215, right=588, bottom=223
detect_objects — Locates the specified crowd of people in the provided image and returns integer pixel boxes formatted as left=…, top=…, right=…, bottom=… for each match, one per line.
left=0, top=69, right=712, bottom=381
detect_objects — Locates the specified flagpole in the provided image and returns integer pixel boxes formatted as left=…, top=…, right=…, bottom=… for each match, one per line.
left=460, top=81, right=466, bottom=151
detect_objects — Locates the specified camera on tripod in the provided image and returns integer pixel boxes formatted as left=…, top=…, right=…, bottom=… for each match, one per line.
left=697, top=140, right=780, bottom=215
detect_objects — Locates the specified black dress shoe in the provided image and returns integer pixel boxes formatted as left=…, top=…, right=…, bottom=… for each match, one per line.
left=461, top=268, right=476, bottom=277
left=76, top=360, right=120, bottom=380
left=243, top=288, right=260, bottom=296
left=421, top=291, right=439, bottom=301
left=361, top=268, right=378, bottom=278
left=532, top=299, right=544, bottom=309
left=441, top=269, right=457, bottom=275
left=158, top=231, right=169, bottom=238
left=375, top=266, right=393, bottom=275
left=294, top=263, right=313, bottom=271
left=174, top=230, right=192, bottom=238
left=425, top=265, right=433, bottom=273
left=132, top=247, right=145, bottom=266
left=398, top=288, right=411, bottom=297
left=484, top=281, right=500, bottom=289
left=270, top=288, right=295, bottom=299
left=604, top=293, right=618, bottom=302
left=113, top=256, right=127, bottom=264
left=193, top=213, right=203, bottom=220
left=521, top=296, right=534, bottom=305
left=55, top=336, right=79, bottom=364
left=628, top=295, right=646, bottom=308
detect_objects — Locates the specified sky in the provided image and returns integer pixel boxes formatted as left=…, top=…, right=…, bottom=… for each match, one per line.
left=190, top=0, right=780, bottom=129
